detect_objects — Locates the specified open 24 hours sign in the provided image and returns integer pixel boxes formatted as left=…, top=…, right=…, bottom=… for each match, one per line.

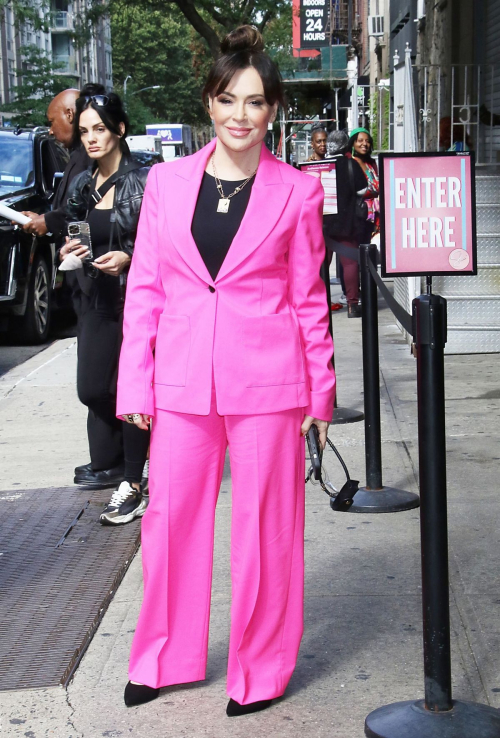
left=379, top=152, right=477, bottom=277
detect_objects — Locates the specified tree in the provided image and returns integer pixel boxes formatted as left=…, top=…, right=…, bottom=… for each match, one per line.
left=263, top=4, right=298, bottom=74
left=110, top=0, right=290, bottom=58
left=1, top=0, right=108, bottom=48
left=110, top=2, right=209, bottom=128
left=0, top=0, right=50, bottom=33
left=0, top=45, right=68, bottom=126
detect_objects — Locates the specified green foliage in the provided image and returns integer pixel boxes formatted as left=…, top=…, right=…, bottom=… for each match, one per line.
left=115, top=83, right=157, bottom=135
left=1, top=0, right=50, bottom=33
left=370, top=86, right=390, bottom=151
left=185, top=0, right=289, bottom=32
left=71, top=0, right=109, bottom=49
left=264, top=5, right=298, bottom=74
left=0, top=45, right=68, bottom=126
left=110, top=0, right=289, bottom=58
left=110, top=2, right=208, bottom=128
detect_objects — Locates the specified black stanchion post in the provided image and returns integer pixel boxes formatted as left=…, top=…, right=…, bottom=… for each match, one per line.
left=320, top=241, right=364, bottom=425
left=343, top=244, right=419, bottom=513
left=360, top=242, right=383, bottom=490
left=364, top=293, right=500, bottom=738
left=417, top=293, right=452, bottom=711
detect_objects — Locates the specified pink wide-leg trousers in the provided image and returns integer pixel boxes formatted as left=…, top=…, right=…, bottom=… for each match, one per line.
left=129, top=386, right=306, bottom=705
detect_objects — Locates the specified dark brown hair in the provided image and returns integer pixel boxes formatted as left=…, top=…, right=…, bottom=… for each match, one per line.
left=202, top=26, right=285, bottom=110
left=72, top=84, right=129, bottom=152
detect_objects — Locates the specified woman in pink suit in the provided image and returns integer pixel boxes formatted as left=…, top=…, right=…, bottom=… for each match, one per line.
left=117, top=26, right=336, bottom=716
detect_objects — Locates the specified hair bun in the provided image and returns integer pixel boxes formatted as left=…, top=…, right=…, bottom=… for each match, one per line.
left=220, top=25, right=264, bottom=54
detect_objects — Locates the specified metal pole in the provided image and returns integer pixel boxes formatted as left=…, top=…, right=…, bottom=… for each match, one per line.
left=414, top=294, right=452, bottom=711
left=364, top=293, right=500, bottom=738
left=360, top=243, right=382, bottom=489
left=280, top=109, right=286, bottom=163
left=347, top=244, right=419, bottom=514
left=322, top=232, right=364, bottom=425
left=320, top=248, right=334, bottom=341
left=124, top=75, right=131, bottom=98
left=348, top=0, right=352, bottom=47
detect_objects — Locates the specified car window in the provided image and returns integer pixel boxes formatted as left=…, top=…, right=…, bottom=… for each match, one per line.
left=0, top=137, right=34, bottom=194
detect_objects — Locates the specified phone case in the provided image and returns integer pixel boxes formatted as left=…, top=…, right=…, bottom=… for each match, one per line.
left=68, top=221, right=93, bottom=263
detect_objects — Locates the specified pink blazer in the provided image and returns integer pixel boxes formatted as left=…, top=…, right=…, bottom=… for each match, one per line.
left=116, top=138, right=336, bottom=421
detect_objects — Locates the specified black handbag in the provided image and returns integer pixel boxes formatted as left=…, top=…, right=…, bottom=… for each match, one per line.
left=348, top=158, right=368, bottom=221
left=305, top=433, right=359, bottom=511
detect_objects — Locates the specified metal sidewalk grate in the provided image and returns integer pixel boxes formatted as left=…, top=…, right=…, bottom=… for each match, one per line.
left=0, top=486, right=141, bottom=690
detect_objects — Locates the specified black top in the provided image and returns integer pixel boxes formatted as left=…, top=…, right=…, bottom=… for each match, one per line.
left=191, top=171, right=255, bottom=281
left=87, top=207, right=121, bottom=306
left=87, top=207, right=113, bottom=258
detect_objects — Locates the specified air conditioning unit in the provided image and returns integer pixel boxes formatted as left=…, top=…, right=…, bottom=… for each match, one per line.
left=368, top=15, right=384, bottom=36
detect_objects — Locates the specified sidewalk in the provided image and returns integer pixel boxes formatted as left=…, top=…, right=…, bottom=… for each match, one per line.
left=0, top=290, right=499, bottom=738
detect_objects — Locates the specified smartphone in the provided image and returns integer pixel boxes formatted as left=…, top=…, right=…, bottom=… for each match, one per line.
left=68, top=221, right=98, bottom=278
left=306, top=425, right=322, bottom=480
left=68, top=221, right=93, bottom=261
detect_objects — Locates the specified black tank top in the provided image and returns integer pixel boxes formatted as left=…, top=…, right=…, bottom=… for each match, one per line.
left=191, top=171, right=255, bottom=281
left=87, top=207, right=121, bottom=309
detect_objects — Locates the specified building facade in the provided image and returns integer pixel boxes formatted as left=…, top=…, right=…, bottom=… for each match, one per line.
left=389, top=0, right=500, bottom=354
left=0, top=0, right=112, bottom=108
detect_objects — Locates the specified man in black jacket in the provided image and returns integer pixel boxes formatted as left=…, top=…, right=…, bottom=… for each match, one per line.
left=22, top=88, right=90, bottom=240
left=21, top=88, right=92, bottom=321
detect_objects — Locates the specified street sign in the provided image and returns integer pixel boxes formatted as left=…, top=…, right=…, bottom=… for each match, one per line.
left=379, top=152, right=477, bottom=277
left=299, top=0, right=330, bottom=48
left=145, top=124, right=183, bottom=143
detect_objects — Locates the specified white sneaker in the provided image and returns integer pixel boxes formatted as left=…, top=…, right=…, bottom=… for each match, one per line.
left=339, top=293, right=347, bottom=305
left=100, top=481, right=149, bottom=526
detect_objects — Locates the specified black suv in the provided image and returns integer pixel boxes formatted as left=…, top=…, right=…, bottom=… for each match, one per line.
left=0, top=127, right=70, bottom=343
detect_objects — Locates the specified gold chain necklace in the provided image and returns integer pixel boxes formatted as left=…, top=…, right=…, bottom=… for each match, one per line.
left=211, top=153, right=256, bottom=213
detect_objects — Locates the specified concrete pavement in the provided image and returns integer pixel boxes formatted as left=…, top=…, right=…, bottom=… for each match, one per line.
left=0, top=287, right=499, bottom=737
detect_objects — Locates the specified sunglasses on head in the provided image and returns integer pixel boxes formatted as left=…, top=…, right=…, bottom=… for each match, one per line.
left=82, top=95, right=109, bottom=107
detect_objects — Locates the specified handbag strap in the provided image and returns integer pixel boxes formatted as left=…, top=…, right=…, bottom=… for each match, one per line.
left=347, top=156, right=355, bottom=192
left=85, top=157, right=142, bottom=216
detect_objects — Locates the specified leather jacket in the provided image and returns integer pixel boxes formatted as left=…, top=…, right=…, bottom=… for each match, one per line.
left=65, top=154, right=151, bottom=256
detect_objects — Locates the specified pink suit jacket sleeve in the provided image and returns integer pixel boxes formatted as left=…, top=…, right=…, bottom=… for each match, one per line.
left=116, top=165, right=165, bottom=417
left=288, top=175, right=336, bottom=421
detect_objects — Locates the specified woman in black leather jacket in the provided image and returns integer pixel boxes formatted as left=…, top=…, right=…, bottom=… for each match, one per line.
left=60, top=86, right=151, bottom=526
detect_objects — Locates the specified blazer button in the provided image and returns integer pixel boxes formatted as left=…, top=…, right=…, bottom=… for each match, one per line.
left=208, top=286, right=216, bottom=293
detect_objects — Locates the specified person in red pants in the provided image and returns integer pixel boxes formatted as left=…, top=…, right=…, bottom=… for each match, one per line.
left=323, top=130, right=368, bottom=317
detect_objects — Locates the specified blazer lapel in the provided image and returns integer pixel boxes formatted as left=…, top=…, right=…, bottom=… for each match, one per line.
left=165, top=138, right=217, bottom=284
left=215, top=146, right=293, bottom=282
left=164, top=140, right=293, bottom=284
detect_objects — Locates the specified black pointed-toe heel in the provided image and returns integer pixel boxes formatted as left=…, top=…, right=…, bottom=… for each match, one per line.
left=124, top=681, right=160, bottom=707
left=226, top=697, right=273, bottom=717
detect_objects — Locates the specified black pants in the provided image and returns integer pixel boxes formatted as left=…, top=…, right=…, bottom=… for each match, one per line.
left=77, top=299, right=150, bottom=484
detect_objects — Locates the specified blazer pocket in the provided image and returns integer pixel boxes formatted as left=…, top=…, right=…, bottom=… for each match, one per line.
left=243, top=314, right=305, bottom=387
left=154, top=314, right=190, bottom=387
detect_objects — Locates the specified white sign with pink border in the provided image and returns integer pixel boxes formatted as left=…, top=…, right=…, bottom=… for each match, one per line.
left=380, top=152, right=477, bottom=277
